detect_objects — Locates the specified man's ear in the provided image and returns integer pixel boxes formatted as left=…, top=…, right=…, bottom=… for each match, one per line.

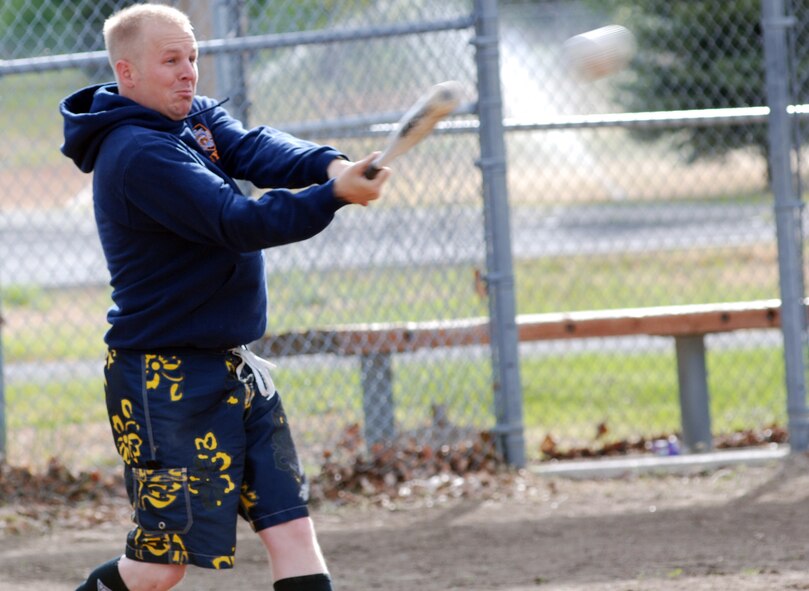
left=115, top=59, right=137, bottom=89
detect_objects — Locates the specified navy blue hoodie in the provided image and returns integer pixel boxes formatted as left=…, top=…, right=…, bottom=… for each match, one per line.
left=60, top=83, right=347, bottom=350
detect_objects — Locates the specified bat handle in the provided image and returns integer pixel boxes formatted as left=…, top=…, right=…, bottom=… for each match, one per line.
left=364, top=163, right=381, bottom=180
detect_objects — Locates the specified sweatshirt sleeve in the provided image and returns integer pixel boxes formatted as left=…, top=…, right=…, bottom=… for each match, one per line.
left=199, top=103, right=346, bottom=189
left=118, top=131, right=345, bottom=252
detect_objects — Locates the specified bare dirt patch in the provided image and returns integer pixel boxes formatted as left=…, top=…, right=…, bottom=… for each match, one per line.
left=2, top=454, right=809, bottom=590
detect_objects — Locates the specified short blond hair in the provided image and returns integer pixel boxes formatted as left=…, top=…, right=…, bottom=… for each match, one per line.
left=103, top=3, right=194, bottom=67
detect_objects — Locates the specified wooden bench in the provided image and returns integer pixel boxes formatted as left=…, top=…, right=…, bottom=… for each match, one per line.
left=255, top=299, right=785, bottom=454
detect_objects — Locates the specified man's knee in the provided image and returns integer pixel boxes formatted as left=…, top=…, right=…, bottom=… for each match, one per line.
left=118, top=557, right=186, bottom=591
left=259, top=517, right=328, bottom=581
left=260, top=517, right=318, bottom=550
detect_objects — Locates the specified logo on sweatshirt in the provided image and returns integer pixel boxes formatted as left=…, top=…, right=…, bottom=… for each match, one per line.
left=193, top=123, right=220, bottom=163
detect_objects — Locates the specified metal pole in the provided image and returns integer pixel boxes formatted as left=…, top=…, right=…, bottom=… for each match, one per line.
left=473, top=0, right=525, bottom=467
left=360, top=353, right=396, bottom=447
left=0, top=307, right=5, bottom=463
left=674, top=336, right=713, bottom=453
left=762, top=0, right=809, bottom=451
left=213, top=0, right=249, bottom=125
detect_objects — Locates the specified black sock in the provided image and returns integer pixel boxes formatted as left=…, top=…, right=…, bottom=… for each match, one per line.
left=75, top=556, right=130, bottom=591
left=274, top=573, right=333, bottom=591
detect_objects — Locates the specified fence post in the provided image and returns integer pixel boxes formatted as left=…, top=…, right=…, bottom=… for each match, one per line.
left=212, top=0, right=249, bottom=125
left=0, top=309, right=5, bottom=463
left=473, top=0, right=525, bottom=467
left=762, top=0, right=809, bottom=451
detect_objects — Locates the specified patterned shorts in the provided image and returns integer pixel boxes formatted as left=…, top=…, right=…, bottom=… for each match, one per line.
left=104, top=347, right=309, bottom=569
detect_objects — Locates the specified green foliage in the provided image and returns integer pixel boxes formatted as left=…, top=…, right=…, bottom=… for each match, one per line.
left=0, top=0, right=65, bottom=55
left=587, top=0, right=809, bottom=163
left=1, top=284, right=45, bottom=308
left=621, top=0, right=763, bottom=108
left=246, top=0, right=372, bottom=34
left=0, top=0, right=128, bottom=58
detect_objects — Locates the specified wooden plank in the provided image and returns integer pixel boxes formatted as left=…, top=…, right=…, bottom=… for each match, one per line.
left=334, top=318, right=491, bottom=355
left=256, top=299, right=789, bottom=356
left=515, top=299, right=783, bottom=340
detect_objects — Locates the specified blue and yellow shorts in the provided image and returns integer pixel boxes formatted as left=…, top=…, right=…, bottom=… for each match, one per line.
left=103, top=347, right=309, bottom=569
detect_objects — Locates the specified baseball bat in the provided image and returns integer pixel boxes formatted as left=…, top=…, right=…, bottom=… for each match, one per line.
left=364, top=80, right=463, bottom=180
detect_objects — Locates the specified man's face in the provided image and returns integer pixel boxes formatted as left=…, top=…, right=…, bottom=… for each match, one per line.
left=123, top=21, right=198, bottom=120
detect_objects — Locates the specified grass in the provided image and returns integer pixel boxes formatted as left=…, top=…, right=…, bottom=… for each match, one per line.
left=6, top=377, right=107, bottom=430
left=0, top=70, right=92, bottom=167
left=3, top=343, right=785, bottom=460
left=1, top=284, right=47, bottom=308
left=521, top=346, right=786, bottom=446
left=263, top=240, right=780, bottom=332
left=2, top=286, right=110, bottom=362
left=514, top=245, right=779, bottom=312
left=265, top=264, right=490, bottom=330
left=2, top=241, right=780, bottom=362
left=1, top=239, right=786, bottom=449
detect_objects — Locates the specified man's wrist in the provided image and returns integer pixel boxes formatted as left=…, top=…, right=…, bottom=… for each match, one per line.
left=326, top=156, right=351, bottom=180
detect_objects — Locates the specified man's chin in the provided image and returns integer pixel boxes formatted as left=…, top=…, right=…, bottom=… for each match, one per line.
left=169, top=103, right=193, bottom=120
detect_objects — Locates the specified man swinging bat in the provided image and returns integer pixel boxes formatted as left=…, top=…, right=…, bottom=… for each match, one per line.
left=60, top=3, right=389, bottom=590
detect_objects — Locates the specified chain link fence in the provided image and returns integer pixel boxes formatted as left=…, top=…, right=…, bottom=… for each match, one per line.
left=503, top=0, right=806, bottom=454
left=0, top=0, right=806, bottom=474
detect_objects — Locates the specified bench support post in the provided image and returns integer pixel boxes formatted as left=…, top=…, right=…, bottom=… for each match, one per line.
left=360, top=352, right=396, bottom=449
left=675, top=335, right=713, bottom=453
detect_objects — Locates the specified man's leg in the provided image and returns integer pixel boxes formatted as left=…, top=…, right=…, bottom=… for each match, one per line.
left=118, top=558, right=186, bottom=591
left=95, top=349, right=246, bottom=589
left=258, top=517, right=332, bottom=590
left=75, top=556, right=185, bottom=591
left=75, top=556, right=128, bottom=591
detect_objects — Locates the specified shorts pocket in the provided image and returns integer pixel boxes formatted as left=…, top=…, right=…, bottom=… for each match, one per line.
left=132, top=467, right=193, bottom=535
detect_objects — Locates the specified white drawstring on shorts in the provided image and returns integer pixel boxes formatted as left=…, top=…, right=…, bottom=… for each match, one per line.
left=230, top=346, right=276, bottom=399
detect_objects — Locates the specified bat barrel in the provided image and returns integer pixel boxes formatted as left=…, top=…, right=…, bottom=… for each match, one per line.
left=365, top=80, right=463, bottom=177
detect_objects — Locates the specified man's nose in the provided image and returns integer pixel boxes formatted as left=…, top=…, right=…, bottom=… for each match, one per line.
left=180, top=60, right=197, bottom=80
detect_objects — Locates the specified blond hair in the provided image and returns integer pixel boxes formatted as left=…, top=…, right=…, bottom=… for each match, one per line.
left=103, top=3, right=194, bottom=67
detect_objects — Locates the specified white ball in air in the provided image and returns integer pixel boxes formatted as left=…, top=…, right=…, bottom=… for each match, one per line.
left=564, top=25, right=636, bottom=81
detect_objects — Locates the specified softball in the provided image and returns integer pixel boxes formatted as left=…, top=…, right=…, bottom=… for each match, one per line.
left=563, top=25, right=636, bottom=81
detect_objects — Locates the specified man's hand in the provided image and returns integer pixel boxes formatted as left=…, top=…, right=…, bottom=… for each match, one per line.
left=329, top=153, right=390, bottom=206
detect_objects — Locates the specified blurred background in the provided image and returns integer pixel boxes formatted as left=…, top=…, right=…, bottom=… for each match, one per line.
left=1, top=0, right=807, bottom=475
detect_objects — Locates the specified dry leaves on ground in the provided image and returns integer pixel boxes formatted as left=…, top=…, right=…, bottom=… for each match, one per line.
left=0, top=422, right=790, bottom=535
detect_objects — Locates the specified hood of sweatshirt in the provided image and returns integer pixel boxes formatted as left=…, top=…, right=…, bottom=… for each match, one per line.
left=60, top=83, right=184, bottom=174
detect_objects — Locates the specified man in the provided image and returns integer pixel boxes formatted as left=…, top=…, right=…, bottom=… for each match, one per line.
left=60, top=4, right=389, bottom=590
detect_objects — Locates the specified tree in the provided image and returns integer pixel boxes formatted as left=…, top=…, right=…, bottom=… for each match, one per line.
left=591, top=0, right=809, bottom=163
left=1, top=0, right=128, bottom=58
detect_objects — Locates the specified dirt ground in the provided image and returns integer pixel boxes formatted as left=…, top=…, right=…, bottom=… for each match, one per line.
left=2, top=455, right=809, bottom=591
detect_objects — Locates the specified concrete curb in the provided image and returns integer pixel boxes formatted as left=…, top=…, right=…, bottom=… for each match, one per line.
left=529, top=445, right=791, bottom=479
